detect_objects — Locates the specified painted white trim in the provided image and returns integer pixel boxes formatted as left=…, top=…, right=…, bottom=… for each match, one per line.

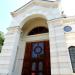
left=24, top=33, right=49, bottom=42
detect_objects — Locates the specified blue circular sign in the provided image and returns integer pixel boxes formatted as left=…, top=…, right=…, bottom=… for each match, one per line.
left=64, top=26, right=72, bottom=32
left=34, top=46, right=42, bottom=54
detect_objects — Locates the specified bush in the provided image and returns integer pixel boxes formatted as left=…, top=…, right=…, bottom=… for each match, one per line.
left=0, top=45, right=2, bottom=53
left=0, top=31, right=4, bottom=52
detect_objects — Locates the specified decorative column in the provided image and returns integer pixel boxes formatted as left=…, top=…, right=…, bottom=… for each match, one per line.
left=47, top=20, right=60, bottom=75
left=0, top=26, right=21, bottom=75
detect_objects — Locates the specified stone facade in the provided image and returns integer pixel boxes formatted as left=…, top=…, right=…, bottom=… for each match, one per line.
left=0, top=0, right=75, bottom=75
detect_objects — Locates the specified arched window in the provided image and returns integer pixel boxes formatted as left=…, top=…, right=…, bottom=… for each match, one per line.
left=28, top=27, right=48, bottom=35
left=69, top=46, right=75, bottom=73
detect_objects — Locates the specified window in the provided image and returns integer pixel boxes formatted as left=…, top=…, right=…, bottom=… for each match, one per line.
left=69, top=46, right=75, bottom=73
left=32, top=42, right=44, bottom=58
left=32, top=62, right=36, bottom=71
left=39, top=62, right=43, bottom=71
left=28, top=27, right=48, bottom=35
left=31, top=42, right=44, bottom=74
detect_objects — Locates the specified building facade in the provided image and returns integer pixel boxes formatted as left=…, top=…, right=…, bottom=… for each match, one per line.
left=0, top=0, right=75, bottom=75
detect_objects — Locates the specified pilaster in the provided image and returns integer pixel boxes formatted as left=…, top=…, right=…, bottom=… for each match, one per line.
left=0, top=26, right=21, bottom=75
left=47, top=19, right=73, bottom=75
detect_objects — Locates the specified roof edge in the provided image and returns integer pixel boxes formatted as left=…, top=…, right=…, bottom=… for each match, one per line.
left=10, top=0, right=59, bottom=17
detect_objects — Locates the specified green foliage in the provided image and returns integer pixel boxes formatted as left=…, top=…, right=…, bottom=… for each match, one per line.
left=0, top=31, right=4, bottom=52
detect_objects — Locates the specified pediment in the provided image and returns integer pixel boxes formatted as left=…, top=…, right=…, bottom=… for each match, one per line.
left=11, top=0, right=58, bottom=17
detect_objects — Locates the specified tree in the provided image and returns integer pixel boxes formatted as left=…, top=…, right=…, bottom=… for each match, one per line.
left=0, top=31, right=4, bottom=52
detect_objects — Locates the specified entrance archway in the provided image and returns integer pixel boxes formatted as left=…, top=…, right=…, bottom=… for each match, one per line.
left=21, top=17, right=51, bottom=75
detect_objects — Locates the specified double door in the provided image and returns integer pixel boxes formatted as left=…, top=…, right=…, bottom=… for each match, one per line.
left=21, top=40, right=51, bottom=75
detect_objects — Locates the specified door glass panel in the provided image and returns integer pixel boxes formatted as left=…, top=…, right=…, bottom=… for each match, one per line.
left=32, top=42, right=44, bottom=58
left=38, top=72, right=43, bottom=75
left=39, top=62, right=43, bottom=71
left=32, top=62, right=36, bottom=71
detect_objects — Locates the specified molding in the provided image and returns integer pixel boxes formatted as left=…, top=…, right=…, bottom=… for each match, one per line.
left=7, top=26, right=22, bottom=33
left=7, top=26, right=20, bottom=30
left=25, top=33, right=49, bottom=42
left=47, top=16, right=75, bottom=25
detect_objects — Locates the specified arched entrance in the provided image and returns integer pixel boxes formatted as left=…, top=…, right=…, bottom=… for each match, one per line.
left=21, top=17, right=51, bottom=75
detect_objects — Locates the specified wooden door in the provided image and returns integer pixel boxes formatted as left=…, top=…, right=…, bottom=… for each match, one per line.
left=21, top=40, right=51, bottom=75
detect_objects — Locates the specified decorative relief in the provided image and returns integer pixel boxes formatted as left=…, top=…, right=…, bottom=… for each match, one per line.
left=64, top=26, right=72, bottom=32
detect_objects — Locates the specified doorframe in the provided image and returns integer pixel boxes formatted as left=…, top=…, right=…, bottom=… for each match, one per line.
left=21, top=33, right=51, bottom=75
left=24, top=33, right=49, bottom=42
left=12, top=33, right=50, bottom=75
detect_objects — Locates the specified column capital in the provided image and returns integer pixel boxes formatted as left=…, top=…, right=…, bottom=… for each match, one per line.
left=7, top=26, right=22, bottom=33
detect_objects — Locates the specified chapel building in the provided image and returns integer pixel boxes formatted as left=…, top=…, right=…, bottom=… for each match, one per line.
left=0, top=0, right=75, bottom=75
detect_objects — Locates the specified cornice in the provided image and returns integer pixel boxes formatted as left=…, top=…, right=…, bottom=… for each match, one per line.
left=11, top=0, right=58, bottom=17
left=47, top=16, right=75, bottom=25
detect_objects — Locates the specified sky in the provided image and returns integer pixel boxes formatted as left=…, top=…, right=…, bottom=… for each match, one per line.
left=0, top=0, right=75, bottom=34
